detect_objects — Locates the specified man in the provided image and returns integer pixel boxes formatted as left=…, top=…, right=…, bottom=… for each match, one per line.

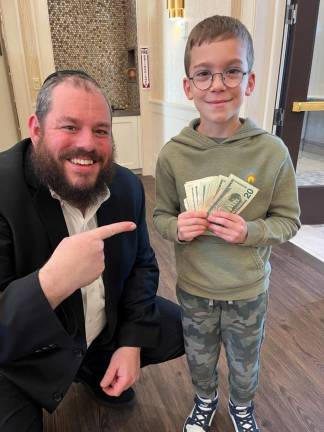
left=0, top=70, right=184, bottom=431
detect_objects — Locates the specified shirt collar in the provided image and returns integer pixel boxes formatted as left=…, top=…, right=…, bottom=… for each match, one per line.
left=50, top=186, right=110, bottom=218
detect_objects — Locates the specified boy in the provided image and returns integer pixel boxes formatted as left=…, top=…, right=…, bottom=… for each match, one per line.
left=153, top=15, right=300, bottom=432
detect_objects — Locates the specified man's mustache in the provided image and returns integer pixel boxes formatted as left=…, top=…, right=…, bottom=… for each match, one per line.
left=58, top=149, right=105, bottom=163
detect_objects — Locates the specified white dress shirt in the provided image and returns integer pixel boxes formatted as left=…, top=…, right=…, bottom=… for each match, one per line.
left=51, top=188, right=110, bottom=347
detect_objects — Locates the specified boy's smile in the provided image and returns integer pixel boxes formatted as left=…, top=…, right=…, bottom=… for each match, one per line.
left=183, top=37, right=255, bottom=138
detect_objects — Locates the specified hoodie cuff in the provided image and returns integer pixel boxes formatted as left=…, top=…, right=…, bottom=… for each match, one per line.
left=166, top=219, right=183, bottom=243
left=243, top=220, right=266, bottom=246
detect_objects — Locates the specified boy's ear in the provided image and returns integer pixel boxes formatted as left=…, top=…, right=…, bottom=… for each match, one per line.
left=28, top=114, right=42, bottom=147
left=245, top=72, right=255, bottom=96
left=183, top=77, right=193, bottom=100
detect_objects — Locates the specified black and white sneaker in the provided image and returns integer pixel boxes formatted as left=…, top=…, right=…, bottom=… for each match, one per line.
left=228, top=399, right=260, bottom=432
left=183, top=393, right=218, bottom=432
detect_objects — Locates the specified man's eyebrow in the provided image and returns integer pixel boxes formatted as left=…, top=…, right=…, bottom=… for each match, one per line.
left=57, top=116, right=78, bottom=123
left=56, top=117, right=110, bottom=128
left=94, top=122, right=111, bottom=129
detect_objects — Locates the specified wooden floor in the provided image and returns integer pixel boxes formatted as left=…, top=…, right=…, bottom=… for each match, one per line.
left=44, top=176, right=324, bottom=432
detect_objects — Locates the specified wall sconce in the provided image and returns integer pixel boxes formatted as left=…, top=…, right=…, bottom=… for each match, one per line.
left=167, top=0, right=185, bottom=20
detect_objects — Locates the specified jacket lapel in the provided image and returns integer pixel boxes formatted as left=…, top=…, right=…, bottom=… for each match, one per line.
left=97, top=191, right=123, bottom=306
left=32, top=186, right=69, bottom=250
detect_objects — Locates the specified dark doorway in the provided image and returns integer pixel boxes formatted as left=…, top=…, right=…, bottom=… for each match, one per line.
left=274, top=0, right=324, bottom=224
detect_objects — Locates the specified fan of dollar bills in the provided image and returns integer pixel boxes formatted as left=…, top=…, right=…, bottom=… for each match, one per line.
left=184, top=174, right=259, bottom=215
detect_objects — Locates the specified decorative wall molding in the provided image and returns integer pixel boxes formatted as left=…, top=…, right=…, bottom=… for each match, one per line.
left=0, top=0, right=31, bottom=137
left=149, top=98, right=198, bottom=175
left=0, top=0, right=54, bottom=137
left=231, top=0, right=242, bottom=19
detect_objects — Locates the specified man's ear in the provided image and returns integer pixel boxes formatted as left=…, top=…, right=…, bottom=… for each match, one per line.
left=183, top=77, right=193, bottom=100
left=245, top=72, right=255, bottom=96
left=28, top=114, right=42, bottom=147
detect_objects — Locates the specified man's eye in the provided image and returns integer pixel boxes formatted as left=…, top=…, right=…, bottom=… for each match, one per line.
left=95, top=129, right=109, bottom=136
left=62, top=125, right=77, bottom=131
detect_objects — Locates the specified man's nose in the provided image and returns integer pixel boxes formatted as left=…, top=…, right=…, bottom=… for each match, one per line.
left=75, top=128, right=96, bottom=150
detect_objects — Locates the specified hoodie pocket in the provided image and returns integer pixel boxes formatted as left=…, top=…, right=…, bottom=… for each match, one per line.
left=175, top=236, right=265, bottom=292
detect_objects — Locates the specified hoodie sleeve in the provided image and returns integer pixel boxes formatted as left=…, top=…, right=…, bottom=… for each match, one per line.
left=153, top=149, right=180, bottom=243
left=243, top=152, right=301, bottom=247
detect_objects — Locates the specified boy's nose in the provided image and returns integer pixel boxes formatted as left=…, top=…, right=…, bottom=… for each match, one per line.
left=210, top=73, right=226, bottom=91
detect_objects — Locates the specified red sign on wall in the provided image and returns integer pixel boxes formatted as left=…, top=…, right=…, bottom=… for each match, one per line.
left=140, top=47, right=151, bottom=90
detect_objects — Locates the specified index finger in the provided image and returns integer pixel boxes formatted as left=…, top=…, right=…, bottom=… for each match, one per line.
left=92, top=222, right=136, bottom=240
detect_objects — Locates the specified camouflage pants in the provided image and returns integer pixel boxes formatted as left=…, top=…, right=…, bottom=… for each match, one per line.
left=177, top=288, right=268, bottom=405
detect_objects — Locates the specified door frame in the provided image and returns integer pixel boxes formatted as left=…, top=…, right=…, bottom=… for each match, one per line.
left=275, top=0, right=323, bottom=224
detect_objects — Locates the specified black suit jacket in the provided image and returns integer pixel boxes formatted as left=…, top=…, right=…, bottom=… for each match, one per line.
left=0, top=139, right=160, bottom=412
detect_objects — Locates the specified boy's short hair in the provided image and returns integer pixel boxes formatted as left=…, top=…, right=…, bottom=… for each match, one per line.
left=184, top=15, right=254, bottom=77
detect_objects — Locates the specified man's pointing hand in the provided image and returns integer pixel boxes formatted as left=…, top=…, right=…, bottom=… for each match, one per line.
left=39, top=222, right=136, bottom=309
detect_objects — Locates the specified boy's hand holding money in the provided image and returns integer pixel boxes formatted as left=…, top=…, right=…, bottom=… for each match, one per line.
left=177, top=211, right=208, bottom=242
left=208, top=210, right=247, bottom=244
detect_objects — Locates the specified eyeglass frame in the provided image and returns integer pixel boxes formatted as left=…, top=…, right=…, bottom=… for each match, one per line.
left=188, top=68, right=249, bottom=90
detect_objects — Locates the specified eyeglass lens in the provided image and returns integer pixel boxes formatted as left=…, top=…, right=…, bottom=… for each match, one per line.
left=193, top=69, right=245, bottom=90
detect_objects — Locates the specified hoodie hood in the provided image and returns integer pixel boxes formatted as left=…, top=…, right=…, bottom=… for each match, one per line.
left=171, top=117, right=268, bottom=150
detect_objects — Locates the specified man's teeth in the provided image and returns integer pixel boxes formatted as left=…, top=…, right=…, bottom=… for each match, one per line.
left=70, top=158, right=94, bottom=165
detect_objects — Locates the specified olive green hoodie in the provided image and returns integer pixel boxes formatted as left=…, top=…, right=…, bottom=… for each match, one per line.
left=153, top=118, right=301, bottom=300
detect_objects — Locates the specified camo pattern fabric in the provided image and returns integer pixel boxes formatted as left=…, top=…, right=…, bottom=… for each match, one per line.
left=177, top=288, right=268, bottom=404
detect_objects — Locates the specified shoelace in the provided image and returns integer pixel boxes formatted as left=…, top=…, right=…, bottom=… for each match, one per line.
left=190, top=397, right=218, bottom=427
left=231, top=405, right=259, bottom=431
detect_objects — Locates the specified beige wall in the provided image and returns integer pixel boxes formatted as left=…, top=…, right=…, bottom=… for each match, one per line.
left=0, top=55, right=18, bottom=150
left=0, top=0, right=55, bottom=138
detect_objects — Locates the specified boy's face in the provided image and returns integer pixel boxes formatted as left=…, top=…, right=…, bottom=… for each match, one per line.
left=183, top=37, right=255, bottom=137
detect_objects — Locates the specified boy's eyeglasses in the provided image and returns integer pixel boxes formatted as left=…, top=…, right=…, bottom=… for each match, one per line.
left=189, top=68, right=248, bottom=90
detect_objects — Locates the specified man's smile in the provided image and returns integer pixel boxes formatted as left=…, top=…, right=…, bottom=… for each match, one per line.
left=69, top=158, right=95, bottom=166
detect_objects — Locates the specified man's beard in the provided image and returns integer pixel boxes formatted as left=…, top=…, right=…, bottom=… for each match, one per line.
left=31, top=137, right=115, bottom=210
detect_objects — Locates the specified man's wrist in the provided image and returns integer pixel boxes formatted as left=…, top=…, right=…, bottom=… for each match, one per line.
left=38, top=267, right=62, bottom=309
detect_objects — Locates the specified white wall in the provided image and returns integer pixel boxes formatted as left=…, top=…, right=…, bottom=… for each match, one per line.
left=241, top=0, right=286, bottom=130
left=136, top=0, right=233, bottom=175
left=151, top=0, right=231, bottom=104
left=136, top=0, right=286, bottom=175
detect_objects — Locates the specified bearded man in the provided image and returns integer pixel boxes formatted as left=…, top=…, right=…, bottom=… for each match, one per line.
left=0, top=70, right=184, bottom=431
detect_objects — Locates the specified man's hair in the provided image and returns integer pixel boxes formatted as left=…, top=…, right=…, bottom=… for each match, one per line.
left=184, top=15, right=254, bottom=77
left=35, top=70, right=112, bottom=124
